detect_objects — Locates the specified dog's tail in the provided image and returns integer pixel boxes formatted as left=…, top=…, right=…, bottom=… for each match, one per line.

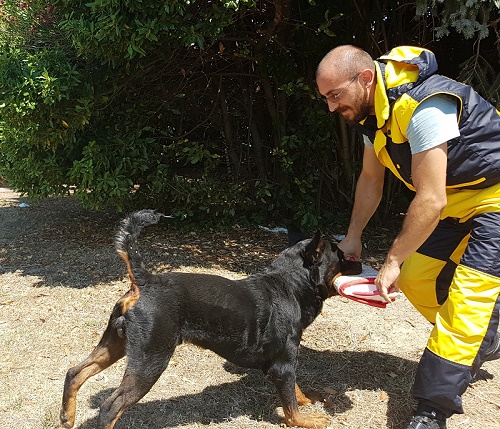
left=115, top=210, right=169, bottom=306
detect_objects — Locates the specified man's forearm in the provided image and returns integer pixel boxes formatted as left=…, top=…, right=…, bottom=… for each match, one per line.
left=346, top=171, right=384, bottom=239
left=386, top=144, right=448, bottom=266
left=386, top=192, right=444, bottom=266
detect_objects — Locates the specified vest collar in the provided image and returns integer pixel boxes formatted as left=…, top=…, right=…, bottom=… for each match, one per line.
left=372, top=61, right=391, bottom=129
left=360, top=61, right=390, bottom=130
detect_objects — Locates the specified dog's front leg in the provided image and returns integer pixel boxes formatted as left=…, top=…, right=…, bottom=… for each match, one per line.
left=295, top=384, right=326, bottom=407
left=268, top=363, right=330, bottom=429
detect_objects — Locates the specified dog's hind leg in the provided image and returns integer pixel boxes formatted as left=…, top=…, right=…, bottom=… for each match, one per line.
left=60, top=323, right=126, bottom=429
left=97, top=349, right=174, bottom=429
left=97, top=369, right=163, bottom=429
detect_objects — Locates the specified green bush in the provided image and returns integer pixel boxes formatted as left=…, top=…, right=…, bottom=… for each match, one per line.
left=0, top=45, right=91, bottom=195
left=0, top=0, right=496, bottom=229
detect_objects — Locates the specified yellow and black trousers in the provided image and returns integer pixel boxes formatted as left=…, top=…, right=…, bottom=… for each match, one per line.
left=399, top=186, right=500, bottom=416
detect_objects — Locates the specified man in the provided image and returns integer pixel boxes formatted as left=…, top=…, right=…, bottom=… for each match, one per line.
left=316, top=45, right=500, bottom=429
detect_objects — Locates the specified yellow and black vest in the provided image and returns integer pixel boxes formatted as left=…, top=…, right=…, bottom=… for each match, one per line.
left=358, top=46, right=500, bottom=191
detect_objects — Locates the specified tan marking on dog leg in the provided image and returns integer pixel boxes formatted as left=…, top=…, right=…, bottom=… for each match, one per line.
left=296, top=384, right=312, bottom=406
left=60, top=330, right=125, bottom=428
left=295, top=384, right=326, bottom=406
left=281, top=387, right=330, bottom=429
left=283, top=405, right=331, bottom=429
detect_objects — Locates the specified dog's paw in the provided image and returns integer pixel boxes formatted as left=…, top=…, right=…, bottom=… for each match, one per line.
left=285, top=412, right=331, bottom=429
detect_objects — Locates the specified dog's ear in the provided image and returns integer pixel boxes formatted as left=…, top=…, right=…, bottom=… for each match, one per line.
left=303, top=229, right=323, bottom=264
left=287, top=223, right=309, bottom=246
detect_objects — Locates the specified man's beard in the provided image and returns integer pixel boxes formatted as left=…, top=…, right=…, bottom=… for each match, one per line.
left=345, top=89, right=371, bottom=125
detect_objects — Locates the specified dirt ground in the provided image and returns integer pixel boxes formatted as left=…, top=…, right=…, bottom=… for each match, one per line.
left=0, top=186, right=498, bottom=429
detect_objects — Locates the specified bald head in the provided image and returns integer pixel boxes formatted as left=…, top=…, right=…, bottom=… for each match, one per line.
left=316, top=45, right=375, bottom=80
left=316, top=45, right=376, bottom=123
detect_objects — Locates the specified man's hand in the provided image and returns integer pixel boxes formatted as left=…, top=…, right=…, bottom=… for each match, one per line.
left=375, top=260, right=401, bottom=303
left=337, top=235, right=363, bottom=261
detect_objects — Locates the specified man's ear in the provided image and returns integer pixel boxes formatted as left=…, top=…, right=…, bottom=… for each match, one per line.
left=304, top=229, right=323, bottom=264
left=359, top=68, right=375, bottom=88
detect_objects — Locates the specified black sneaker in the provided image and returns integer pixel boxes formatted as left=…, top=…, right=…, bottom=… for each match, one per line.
left=483, top=331, right=500, bottom=362
left=407, top=410, right=447, bottom=429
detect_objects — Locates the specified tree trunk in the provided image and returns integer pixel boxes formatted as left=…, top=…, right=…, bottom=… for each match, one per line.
left=218, top=79, right=241, bottom=177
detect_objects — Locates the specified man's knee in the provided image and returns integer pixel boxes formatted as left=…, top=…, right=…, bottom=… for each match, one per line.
left=400, top=252, right=445, bottom=323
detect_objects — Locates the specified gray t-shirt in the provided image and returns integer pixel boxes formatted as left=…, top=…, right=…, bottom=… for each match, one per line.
left=363, top=94, right=460, bottom=153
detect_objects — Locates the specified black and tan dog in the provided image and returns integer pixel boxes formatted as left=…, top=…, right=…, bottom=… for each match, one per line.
left=60, top=210, right=361, bottom=429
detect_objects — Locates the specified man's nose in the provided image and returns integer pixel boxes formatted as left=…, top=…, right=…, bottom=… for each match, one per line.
left=328, top=100, right=339, bottom=112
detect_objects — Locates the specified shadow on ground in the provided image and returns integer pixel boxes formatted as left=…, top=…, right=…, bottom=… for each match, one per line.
left=0, top=196, right=288, bottom=289
left=70, top=348, right=426, bottom=429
